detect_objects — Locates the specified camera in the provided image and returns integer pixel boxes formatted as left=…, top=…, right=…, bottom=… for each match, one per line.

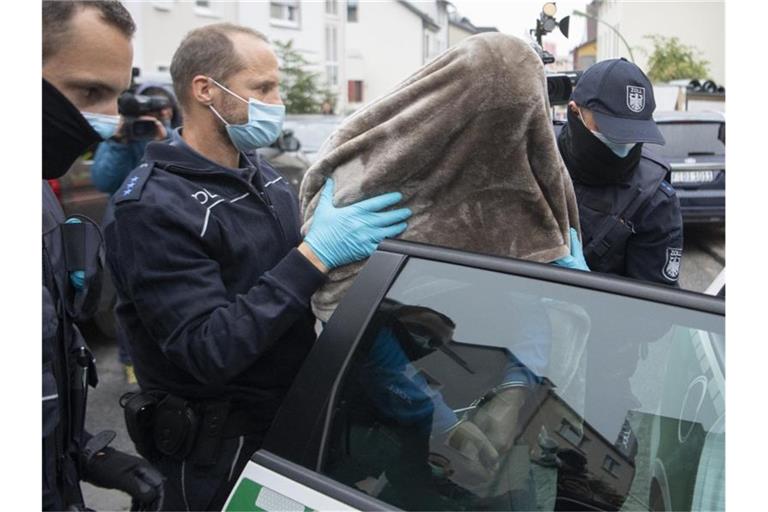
left=117, top=91, right=171, bottom=141
left=547, top=71, right=581, bottom=106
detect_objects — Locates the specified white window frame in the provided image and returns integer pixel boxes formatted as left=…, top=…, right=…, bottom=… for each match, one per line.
left=194, top=0, right=221, bottom=19
left=270, top=1, right=301, bottom=29
left=325, top=0, right=338, bottom=16
left=325, top=25, right=339, bottom=88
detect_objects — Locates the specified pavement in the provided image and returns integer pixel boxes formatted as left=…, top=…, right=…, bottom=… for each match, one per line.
left=80, top=223, right=725, bottom=511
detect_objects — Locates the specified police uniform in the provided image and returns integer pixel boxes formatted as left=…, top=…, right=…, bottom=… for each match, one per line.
left=43, top=181, right=103, bottom=510
left=43, top=78, right=164, bottom=511
left=102, top=131, right=327, bottom=510
left=556, top=58, right=683, bottom=286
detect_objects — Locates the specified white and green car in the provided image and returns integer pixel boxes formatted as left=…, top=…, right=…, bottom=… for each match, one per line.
left=225, top=239, right=725, bottom=512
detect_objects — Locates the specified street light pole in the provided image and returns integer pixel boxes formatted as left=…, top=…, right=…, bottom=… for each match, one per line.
left=572, top=9, right=635, bottom=63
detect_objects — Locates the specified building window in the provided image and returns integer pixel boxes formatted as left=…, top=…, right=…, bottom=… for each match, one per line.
left=557, top=419, right=585, bottom=448
left=347, top=0, right=358, bottom=22
left=602, top=455, right=620, bottom=477
left=325, top=25, right=339, bottom=87
left=194, top=0, right=220, bottom=18
left=270, top=1, right=301, bottom=27
left=348, top=80, right=363, bottom=103
left=325, top=0, right=338, bottom=16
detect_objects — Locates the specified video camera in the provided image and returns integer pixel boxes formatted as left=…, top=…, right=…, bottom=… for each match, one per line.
left=117, top=91, right=171, bottom=141
left=547, top=71, right=581, bottom=107
left=529, top=2, right=582, bottom=107
left=529, top=40, right=581, bottom=106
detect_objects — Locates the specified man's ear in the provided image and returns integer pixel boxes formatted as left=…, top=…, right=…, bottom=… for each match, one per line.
left=568, top=100, right=579, bottom=115
left=191, top=75, right=215, bottom=106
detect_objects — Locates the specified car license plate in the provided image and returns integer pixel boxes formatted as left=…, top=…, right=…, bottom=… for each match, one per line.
left=671, top=170, right=716, bottom=184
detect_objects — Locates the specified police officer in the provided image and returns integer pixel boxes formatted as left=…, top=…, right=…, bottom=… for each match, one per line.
left=42, top=2, right=164, bottom=509
left=556, top=58, right=683, bottom=286
left=102, top=23, right=412, bottom=511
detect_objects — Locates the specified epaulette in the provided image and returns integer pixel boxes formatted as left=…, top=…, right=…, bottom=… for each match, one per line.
left=659, top=180, right=676, bottom=197
left=114, top=161, right=154, bottom=203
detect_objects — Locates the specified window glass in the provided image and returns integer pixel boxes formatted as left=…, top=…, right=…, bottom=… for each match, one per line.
left=270, top=1, right=300, bottom=24
left=348, top=80, right=363, bottom=103
left=347, top=0, right=358, bottom=22
left=320, top=259, right=724, bottom=512
left=655, top=122, right=725, bottom=158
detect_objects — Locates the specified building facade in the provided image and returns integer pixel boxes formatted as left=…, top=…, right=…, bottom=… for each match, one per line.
left=123, top=1, right=492, bottom=115
left=594, top=0, right=725, bottom=85
left=124, top=1, right=348, bottom=112
left=345, top=0, right=450, bottom=111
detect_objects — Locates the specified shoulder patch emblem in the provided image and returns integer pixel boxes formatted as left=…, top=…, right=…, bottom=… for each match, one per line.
left=663, top=247, right=682, bottom=281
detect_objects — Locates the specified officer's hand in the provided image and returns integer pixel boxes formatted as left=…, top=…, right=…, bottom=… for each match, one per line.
left=444, top=420, right=500, bottom=476
left=553, top=228, right=590, bottom=271
left=83, top=448, right=164, bottom=510
left=470, top=387, right=527, bottom=453
left=304, top=178, right=412, bottom=269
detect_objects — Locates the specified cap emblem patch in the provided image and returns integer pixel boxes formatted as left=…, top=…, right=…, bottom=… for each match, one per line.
left=627, top=85, right=645, bottom=113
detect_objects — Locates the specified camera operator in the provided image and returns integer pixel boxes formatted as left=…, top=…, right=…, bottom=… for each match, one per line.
left=91, top=83, right=180, bottom=195
left=555, top=58, right=683, bottom=285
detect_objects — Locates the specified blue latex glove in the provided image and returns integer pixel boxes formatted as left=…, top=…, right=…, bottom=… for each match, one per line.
left=553, top=228, right=590, bottom=271
left=305, top=178, right=412, bottom=269
left=65, top=217, right=85, bottom=289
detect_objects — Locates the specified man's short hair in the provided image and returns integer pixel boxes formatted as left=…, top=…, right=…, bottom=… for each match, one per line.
left=170, top=23, right=268, bottom=109
left=42, top=1, right=136, bottom=63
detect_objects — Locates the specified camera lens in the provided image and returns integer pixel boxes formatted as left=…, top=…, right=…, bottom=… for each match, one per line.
left=547, top=75, right=573, bottom=106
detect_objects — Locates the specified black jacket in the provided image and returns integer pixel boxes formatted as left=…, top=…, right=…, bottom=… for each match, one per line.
left=43, top=182, right=102, bottom=510
left=103, top=134, right=326, bottom=421
left=556, top=123, right=684, bottom=285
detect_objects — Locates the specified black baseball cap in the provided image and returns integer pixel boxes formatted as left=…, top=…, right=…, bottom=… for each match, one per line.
left=572, top=58, right=665, bottom=145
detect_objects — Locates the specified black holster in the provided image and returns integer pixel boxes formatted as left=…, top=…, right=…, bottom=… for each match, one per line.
left=121, top=392, right=231, bottom=467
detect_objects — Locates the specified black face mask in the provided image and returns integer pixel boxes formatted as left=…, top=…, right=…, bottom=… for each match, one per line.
left=42, top=78, right=102, bottom=180
left=557, top=108, right=642, bottom=186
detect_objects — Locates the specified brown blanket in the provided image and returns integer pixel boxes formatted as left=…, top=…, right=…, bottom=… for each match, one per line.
left=300, top=32, right=580, bottom=322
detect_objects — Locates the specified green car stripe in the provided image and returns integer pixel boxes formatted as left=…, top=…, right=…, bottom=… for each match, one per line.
left=225, top=478, right=314, bottom=512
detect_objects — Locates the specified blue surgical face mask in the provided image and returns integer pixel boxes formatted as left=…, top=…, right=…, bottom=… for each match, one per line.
left=81, top=112, right=120, bottom=141
left=592, top=130, right=636, bottom=158
left=208, top=78, right=285, bottom=151
left=579, top=108, right=636, bottom=158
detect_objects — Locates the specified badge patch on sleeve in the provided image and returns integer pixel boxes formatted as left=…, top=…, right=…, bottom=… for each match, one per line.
left=663, top=247, right=682, bottom=281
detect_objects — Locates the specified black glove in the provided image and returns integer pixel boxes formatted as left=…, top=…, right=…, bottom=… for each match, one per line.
left=83, top=447, right=165, bottom=510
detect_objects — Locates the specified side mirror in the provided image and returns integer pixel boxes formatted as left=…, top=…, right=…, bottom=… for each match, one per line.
left=278, top=129, right=301, bottom=152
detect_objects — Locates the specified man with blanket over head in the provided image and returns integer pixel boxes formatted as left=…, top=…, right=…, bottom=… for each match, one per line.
left=300, top=32, right=591, bottom=509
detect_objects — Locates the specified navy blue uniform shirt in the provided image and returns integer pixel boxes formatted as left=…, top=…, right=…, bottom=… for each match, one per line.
left=103, top=131, right=326, bottom=416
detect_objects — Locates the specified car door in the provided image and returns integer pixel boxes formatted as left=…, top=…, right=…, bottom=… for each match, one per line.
left=224, top=239, right=725, bottom=512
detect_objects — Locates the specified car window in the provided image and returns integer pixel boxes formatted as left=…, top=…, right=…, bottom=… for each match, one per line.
left=283, top=121, right=340, bottom=152
left=654, top=122, right=725, bottom=159
left=318, top=258, right=724, bottom=511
